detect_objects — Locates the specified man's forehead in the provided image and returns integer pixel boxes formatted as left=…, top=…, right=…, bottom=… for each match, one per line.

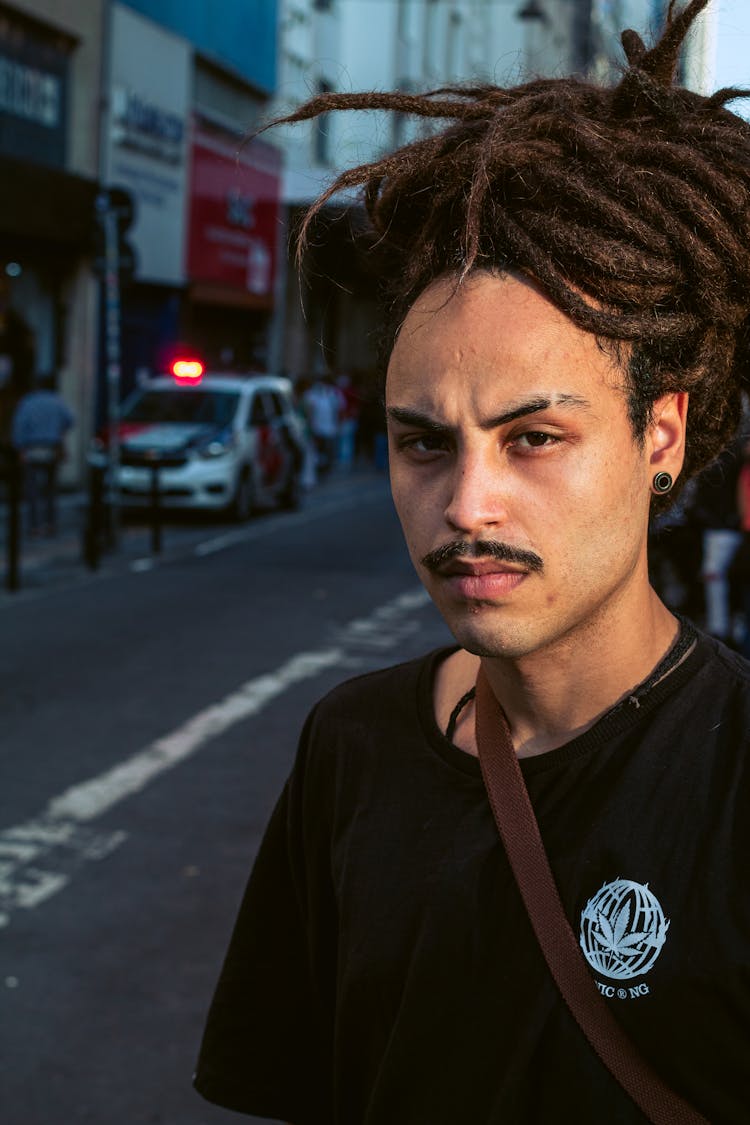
left=398, top=270, right=544, bottom=326
left=387, top=273, right=627, bottom=393
left=390, top=271, right=607, bottom=358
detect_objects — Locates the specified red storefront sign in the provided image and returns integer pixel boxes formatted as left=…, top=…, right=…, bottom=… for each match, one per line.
left=188, top=127, right=281, bottom=302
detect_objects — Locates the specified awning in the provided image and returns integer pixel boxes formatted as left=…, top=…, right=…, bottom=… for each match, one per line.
left=0, top=156, right=98, bottom=247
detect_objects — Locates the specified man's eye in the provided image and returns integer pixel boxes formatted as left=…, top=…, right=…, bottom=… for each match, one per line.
left=400, top=434, right=449, bottom=455
left=513, top=431, right=560, bottom=450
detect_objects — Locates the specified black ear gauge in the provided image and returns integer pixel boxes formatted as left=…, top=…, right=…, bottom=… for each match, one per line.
left=652, top=472, right=673, bottom=494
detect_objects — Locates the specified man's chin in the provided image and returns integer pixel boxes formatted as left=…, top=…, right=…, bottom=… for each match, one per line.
left=428, top=583, right=552, bottom=659
left=448, top=617, right=541, bottom=661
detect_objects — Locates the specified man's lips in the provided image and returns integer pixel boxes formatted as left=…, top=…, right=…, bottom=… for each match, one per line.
left=439, top=559, right=530, bottom=599
left=420, top=540, right=543, bottom=600
left=439, top=558, right=526, bottom=577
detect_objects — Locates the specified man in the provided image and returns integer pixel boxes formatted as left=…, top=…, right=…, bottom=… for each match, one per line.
left=194, top=2, right=750, bottom=1121
left=303, top=375, right=343, bottom=476
left=11, top=372, right=74, bottom=537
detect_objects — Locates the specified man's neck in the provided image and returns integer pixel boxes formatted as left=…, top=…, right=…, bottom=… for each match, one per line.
left=486, top=591, right=680, bottom=756
left=437, top=590, right=681, bottom=759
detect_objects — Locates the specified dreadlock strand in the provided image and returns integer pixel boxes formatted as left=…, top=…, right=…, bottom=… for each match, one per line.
left=489, top=155, right=675, bottom=257
left=262, top=89, right=491, bottom=135
left=519, top=211, right=677, bottom=294
left=620, top=138, right=750, bottom=225
left=294, top=155, right=406, bottom=268
left=709, top=86, right=750, bottom=108
left=621, top=29, right=648, bottom=67
left=636, top=0, right=711, bottom=86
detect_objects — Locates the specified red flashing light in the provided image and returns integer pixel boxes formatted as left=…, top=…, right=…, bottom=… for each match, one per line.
left=172, top=359, right=204, bottom=384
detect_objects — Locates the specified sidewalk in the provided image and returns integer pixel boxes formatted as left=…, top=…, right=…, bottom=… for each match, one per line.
left=1, top=489, right=85, bottom=566
left=0, top=489, right=173, bottom=599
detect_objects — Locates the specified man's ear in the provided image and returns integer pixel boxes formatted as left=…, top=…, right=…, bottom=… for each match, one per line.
left=648, top=392, right=689, bottom=480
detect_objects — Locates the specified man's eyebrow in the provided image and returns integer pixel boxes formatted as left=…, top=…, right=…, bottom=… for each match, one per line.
left=387, top=394, right=591, bottom=431
left=386, top=406, right=449, bottom=431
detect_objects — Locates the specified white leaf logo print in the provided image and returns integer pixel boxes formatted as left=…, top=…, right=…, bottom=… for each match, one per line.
left=580, top=879, right=670, bottom=981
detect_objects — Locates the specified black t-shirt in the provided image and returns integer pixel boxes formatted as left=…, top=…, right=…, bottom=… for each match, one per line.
left=194, top=630, right=750, bottom=1124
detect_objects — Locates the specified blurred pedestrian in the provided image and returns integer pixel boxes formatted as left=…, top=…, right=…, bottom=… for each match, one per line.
left=334, top=373, right=360, bottom=471
left=11, top=372, right=74, bottom=537
left=292, top=377, right=318, bottom=490
left=303, top=375, right=342, bottom=476
left=690, top=443, right=742, bottom=642
left=195, top=4, right=750, bottom=1122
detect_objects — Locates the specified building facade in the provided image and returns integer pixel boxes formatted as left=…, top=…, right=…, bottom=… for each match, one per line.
left=99, top=0, right=283, bottom=416
left=0, top=0, right=103, bottom=481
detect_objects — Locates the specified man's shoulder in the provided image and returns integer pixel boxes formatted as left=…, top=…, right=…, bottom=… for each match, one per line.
left=695, top=628, right=750, bottom=688
left=293, top=648, right=455, bottom=798
left=313, top=648, right=448, bottom=725
left=682, top=627, right=750, bottom=729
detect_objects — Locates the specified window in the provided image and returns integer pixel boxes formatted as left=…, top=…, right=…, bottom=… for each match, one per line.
left=269, top=391, right=286, bottom=417
left=249, top=393, right=271, bottom=427
left=122, top=390, right=239, bottom=427
left=446, top=10, right=462, bottom=80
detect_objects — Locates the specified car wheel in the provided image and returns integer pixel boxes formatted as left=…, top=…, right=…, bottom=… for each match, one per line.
left=232, top=470, right=255, bottom=522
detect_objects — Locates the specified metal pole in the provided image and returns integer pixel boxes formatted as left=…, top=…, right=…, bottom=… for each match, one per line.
left=5, top=448, right=21, bottom=592
left=84, top=455, right=105, bottom=570
left=101, top=199, right=121, bottom=549
left=148, top=459, right=162, bottom=555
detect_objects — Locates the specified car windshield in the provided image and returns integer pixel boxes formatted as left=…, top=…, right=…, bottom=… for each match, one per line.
left=121, top=389, right=240, bottom=427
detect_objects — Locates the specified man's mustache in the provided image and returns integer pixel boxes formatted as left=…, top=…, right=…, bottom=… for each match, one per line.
left=421, top=539, right=544, bottom=574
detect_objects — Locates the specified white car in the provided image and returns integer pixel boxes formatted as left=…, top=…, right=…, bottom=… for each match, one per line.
left=110, top=369, right=305, bottom=519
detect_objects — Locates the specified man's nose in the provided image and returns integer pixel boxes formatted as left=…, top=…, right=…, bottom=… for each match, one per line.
left=444, top=449, right=510, bottom=535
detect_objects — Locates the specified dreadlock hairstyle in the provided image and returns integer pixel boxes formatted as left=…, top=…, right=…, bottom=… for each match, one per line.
left=265, top=0, right=750, bottom=485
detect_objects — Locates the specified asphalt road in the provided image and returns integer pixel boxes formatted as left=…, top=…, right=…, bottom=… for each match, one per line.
left=0, top=473, right=452, bottom=1125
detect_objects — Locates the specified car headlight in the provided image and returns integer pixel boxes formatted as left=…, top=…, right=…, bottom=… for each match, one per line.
left=198, top=436, right=235, bottom=458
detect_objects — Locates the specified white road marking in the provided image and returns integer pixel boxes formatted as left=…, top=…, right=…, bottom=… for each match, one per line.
left=0, top=586, right=431, bottom=929
left=47, top=648, right=344, bottom=823
left=0, top=824, right=127, bottom=929
left=11, top=870, right=69, bottom=910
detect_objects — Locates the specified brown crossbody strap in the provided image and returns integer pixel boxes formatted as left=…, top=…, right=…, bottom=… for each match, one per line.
left=474, top=668, right=709, bottom=1125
